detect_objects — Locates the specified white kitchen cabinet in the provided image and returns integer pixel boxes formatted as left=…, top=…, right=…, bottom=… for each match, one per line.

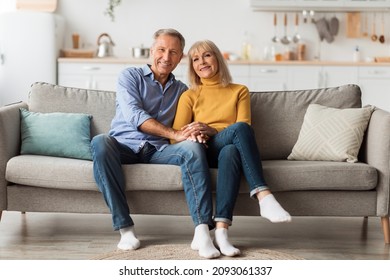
left=229, top=65, right=250, bottom=86
left=288, top=66, right=322, bottom=90
left=321, top=66, right=358, bottom=88
left=287, top=65, right=358, bottom=90
left=358, top=66, right=390, bottom=111
left=249, top=65, right=288, bottom=91
left=58, top=62, right=127, bottom=91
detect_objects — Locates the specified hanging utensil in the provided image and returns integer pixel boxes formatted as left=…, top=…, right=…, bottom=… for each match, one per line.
left=362, top=13, right=368, bottom=37
left=302, top=10, right=307, bottom=24
left=293, top=13, right=301, bottom=43
left=371, top=13, right=378, bottom=41
left=280, top=13, right=291, bottom=45
left=329, top=14, right=339, bottom=36
left=271, top=13, right=279, bottom=43
left=379, top=13, right=385, bottom=43
left=309, top=10, right=315, bottom=23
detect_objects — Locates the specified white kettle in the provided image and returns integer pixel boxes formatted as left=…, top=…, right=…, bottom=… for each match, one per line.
left=97, top=33, right=115, bottom=58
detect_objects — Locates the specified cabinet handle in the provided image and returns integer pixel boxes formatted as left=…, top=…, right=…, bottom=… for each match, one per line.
left=82, top=66, right=101, bottom=71
left=368, top=70, right=387, bottom=75
left=259, top=69, right=278, bottom=73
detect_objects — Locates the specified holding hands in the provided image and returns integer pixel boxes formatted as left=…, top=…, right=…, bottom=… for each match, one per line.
left=181, top=121, right=218, bottom=145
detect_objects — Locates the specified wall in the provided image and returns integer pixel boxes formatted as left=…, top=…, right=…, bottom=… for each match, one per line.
left=2, top=0, right=390, bottom=61
left=55, top=0, right=390, bottom=62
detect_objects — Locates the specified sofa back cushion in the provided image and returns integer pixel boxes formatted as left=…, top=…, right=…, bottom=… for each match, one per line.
left=250, top=84, right=362, bottom=160
left=28, top=82, right=116, bottom=136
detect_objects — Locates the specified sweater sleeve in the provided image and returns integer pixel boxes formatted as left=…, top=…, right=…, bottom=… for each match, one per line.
left=172, top=90, right=194, bottom=131
left=236, top=85, right=251, bottom=125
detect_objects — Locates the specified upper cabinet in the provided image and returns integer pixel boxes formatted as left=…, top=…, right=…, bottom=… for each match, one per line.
left=250, top=0, right=390, bottom=11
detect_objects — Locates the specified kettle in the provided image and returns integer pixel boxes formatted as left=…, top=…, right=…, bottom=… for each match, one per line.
left=96, top=33, right=115, bottom=58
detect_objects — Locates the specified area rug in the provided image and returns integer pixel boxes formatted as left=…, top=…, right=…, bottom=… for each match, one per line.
left=92, top=244, right=304, bottom=260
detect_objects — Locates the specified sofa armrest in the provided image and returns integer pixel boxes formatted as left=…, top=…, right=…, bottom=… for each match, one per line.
left=0, top=102, right=28, bottom=211
left=363, top=108, right=390, bottom=216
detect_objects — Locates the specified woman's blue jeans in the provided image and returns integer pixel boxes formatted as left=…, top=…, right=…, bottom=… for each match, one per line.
left=207, top=122, right=268, bottom=226
left=91, top=134, right=214, bottom=231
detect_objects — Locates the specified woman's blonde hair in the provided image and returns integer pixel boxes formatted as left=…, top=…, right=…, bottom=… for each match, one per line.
left=187, top=40, right=232, bottom=90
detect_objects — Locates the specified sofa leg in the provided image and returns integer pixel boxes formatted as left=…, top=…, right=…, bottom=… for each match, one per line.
left=381, top=216, right=390, bottom=244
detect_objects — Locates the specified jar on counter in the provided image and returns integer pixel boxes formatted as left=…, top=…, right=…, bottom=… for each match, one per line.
left=283, top=46, right=296, bottom=61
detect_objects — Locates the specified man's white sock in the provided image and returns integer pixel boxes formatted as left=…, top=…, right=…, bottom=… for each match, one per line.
left=117, top=226, right=141, bottom=250
left=191, top=224, right=220, bottom=259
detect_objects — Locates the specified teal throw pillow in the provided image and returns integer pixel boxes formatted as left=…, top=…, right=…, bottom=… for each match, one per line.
left=20, top=108, right=93, bottom=160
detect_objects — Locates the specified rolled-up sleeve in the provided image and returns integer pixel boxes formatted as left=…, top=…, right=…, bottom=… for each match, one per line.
left=116, top=68, right=152, bottom=128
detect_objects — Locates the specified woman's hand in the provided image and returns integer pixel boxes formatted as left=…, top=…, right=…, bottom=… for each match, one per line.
left=181, top=122, right=217, bottom=144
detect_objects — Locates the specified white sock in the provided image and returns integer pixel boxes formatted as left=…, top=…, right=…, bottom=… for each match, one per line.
left=259, top=194, right=292, bottom=223
left=215, top=228, right=241, bottom=257
left=117, top=226, right=141, bottom=250
left=191, top=224, right=220, bottom=259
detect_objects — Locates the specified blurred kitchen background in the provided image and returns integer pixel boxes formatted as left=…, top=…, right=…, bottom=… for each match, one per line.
left=2, top=0, right=389, bottom=61
left=2, top=0, right=390, bottom=109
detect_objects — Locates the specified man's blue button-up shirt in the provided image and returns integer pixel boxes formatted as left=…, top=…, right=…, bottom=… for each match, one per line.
left=109, top=65, right=188, bottom=153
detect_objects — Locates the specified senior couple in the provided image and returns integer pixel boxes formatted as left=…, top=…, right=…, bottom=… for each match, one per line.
left=91, top=28, right=291, bottom=259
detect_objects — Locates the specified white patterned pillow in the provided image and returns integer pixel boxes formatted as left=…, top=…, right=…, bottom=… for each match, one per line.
left=287, top=104, right=375, bottom=163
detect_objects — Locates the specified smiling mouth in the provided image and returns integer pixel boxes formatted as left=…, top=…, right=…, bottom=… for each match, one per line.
left=200, top=66, right=210, bottom=71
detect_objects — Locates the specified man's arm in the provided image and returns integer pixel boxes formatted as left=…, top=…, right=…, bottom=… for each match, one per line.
left=139, top=118, right=188, bottom=143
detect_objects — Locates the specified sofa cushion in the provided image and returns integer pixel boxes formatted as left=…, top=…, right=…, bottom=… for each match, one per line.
left=5, top=155, right=183, bottom=191
left=20, top=109, right=93, bottom=160
left=6, top=156, right=377, bottom=193
left=287, top=104, right=374, bottom=163
left=28, top=82, right=116, bottom=137
left=250, top=84, right=362, bottom=160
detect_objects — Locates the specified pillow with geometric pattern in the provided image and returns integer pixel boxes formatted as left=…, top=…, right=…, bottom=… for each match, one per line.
left=287, top=104, right=375, bottom=163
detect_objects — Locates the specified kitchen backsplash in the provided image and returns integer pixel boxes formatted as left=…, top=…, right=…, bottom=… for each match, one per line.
left=20, top=0, right=390, bottom=61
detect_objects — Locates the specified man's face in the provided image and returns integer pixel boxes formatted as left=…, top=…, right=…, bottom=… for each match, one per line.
left=150, top=34, right=183, bottom=78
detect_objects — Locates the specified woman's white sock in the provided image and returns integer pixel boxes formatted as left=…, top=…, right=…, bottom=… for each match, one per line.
left=191, top=224, right=220, bottom=259
left=215, top=228, right=241, bottom=257
left=259, top=194, right=292, bottom=223
left=117, top=226, right=141, bottom=250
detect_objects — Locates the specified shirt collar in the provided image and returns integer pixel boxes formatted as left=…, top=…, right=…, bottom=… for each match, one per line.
left=142, top=64, right=176, bottom=83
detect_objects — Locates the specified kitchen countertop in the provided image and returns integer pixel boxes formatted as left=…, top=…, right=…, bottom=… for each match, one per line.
left=57, top=57, right=390, bottom=66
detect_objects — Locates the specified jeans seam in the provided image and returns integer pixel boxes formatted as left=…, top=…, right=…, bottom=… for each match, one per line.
left=150, top=152, right=203, bottom=225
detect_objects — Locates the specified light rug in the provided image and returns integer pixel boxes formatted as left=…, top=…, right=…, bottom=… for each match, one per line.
left=92, top=244, right=304, bottom=260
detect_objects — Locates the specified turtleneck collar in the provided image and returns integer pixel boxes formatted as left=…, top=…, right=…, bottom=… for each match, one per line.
left=200, top=73, right=220, bottom=87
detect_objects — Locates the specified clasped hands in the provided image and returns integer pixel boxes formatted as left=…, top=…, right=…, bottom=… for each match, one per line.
left=180, top=121, right=217, bottom=146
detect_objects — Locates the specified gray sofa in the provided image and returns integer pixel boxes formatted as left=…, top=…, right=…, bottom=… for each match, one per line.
left=0, top=82, right=389, bottom=244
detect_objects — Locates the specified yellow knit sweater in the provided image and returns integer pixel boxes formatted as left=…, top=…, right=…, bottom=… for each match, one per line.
left=172, top=75, right=251, bottom=133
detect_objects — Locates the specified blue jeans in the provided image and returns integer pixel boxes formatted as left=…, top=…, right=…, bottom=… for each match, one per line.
left=206, top=122, right=268, bottom=225
left=91, top=134, right=213, bottom=230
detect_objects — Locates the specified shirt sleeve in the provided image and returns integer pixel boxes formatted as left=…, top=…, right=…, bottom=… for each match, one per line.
left=116, top=68, right=152, bottom=128
left=236, top=85, right=251, bottom=125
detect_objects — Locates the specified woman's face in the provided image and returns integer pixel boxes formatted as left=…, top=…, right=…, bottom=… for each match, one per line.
left=191, top=49, right=218, bottom=79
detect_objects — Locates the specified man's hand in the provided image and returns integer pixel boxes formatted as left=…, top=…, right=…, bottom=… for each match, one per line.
left=181, top=122, right=217, bottom=144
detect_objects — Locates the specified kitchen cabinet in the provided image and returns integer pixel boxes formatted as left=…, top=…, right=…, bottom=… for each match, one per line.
left=288, top=66, right=322, bottom=90
left=249, top=65, right=288, bottom=91
left=57, top=59, right=390, bottom=111
left=58, top=62, right=126, bottom=91
left=321, top=66, right=358, bottom=87
left=358, top=66, right=390, bottom=111
left=266, top=65, right=358, bottom=91
left=250, top=0, right=390, bottom=11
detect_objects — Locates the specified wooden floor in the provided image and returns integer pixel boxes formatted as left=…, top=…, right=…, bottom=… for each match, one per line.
left=0, top=211, right=389, bottom=260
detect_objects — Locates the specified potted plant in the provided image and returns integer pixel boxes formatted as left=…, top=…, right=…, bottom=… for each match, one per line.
left=105, top=0, right=122, bottom=22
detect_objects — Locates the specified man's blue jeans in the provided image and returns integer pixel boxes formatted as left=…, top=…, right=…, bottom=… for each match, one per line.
left=91, top=134, right=214, bottom=230
left=206, top=122, right=268, bottom=226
